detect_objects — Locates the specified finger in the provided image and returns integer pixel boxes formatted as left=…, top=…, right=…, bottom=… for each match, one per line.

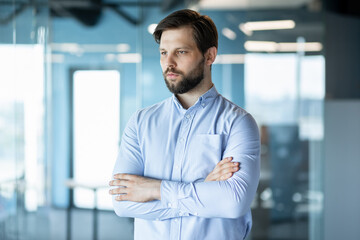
left=208, top=171, right=222, bottom=181
left=113, top=173, right=132, bottom=180
left=211, top=166, right=239, bottom=181
left=109, top=186, right=129, bottom=195
left=212, top=161, right=238, bottom=176
left=115, top=194, right=128, bottom=201
left=109, top=179, right=129, bottom=186
left=205, top=173, right=215, bottom=182
left=218, top=157, right=233, bottom=166
left=220, top=173, right=233, bottom=181
left=221, top=162, right=239, bottom=169
left=220, top=166, right=239, bottom=176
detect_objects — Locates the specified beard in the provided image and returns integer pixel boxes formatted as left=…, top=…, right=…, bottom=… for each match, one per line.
left=163, top=57, right=205, bottom=94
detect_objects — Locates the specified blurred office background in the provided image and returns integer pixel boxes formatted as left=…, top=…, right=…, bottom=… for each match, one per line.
left=0, top=0, right=359, bottom=239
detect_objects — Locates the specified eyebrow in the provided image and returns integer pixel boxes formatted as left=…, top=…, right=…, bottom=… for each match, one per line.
left=159, top=47, right=192, bottom=51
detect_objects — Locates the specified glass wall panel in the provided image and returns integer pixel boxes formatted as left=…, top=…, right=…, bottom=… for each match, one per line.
left=241, top=9, right=325, bottom=240
left=0, top=1, right=50, bottom=239
left=245, top=53, right=324, bottom=240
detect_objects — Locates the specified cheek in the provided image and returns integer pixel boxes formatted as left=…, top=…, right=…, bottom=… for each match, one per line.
left=160, top=60, right=166, bottom=71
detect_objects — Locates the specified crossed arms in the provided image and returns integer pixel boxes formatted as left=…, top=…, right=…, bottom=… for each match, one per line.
left=109, top=113, right=260, bottom=220
left=109, top=157, right=239, bottom=202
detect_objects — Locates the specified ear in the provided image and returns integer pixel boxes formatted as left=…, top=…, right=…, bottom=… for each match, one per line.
left=205, top=46, right=217, bottom=66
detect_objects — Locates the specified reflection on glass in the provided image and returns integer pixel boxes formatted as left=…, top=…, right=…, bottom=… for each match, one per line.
left=0, top=44, right=45, bottom=200
left=245, top=53, right=325, bottom=240
left=0, top=43, right=47, bottom=237
left=72, top=70, right=120, bottom=210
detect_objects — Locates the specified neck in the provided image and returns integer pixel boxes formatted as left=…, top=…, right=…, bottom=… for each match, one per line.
left=176, top=77, right=213, bottom=109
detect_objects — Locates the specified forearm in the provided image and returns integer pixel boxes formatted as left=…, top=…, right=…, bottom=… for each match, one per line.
left=111, top=158, right=240, bottom=220
left=112, top=197, right=179, bottom=220
left=112, top=177, right=257, bottom=220
left=110, top=174, right=175, bottom=220
left=160, top=156, right=260, bottom=219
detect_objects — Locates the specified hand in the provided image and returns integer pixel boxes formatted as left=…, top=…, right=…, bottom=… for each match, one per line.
left=205, top=157, right=240, bottom=182
left=109, top=174, right=161, bottom=202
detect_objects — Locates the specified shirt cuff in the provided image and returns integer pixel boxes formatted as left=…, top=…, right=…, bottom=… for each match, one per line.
left=161, top=180, right=191, bottom=217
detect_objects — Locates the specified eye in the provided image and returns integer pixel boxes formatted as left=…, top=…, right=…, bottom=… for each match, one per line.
left=160, top=51, right=167, bottom=56
left=177, top=50, right=186, bottom=54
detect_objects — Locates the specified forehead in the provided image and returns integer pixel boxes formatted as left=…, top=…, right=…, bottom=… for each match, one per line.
left=159, top=26, right=197, bottom=49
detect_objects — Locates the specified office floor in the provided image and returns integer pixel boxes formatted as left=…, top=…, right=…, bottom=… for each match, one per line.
left=1, top=207, right=133, bottom=240
left=49, top=208, right=134, bottom=240
left=1, top=208, right=307, bottom=240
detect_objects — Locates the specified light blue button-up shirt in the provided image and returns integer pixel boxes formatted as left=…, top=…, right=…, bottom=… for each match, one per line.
left=112, top=86, right=260, bottom=240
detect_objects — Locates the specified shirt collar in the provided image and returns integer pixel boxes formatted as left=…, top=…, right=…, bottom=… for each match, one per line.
left=198, top=85, right=219, bottom=107
left=172, top=94, right=186, bottom=113
left=172, top=85, right=219, bottom=111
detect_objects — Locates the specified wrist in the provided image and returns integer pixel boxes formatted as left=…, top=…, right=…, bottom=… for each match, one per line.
left=152, top=179, right=162, bottom=200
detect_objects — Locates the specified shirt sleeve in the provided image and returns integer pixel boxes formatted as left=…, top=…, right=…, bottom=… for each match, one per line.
left=111, top=112, right=179, bottom=220
left=160, top=113, right=261, bottom=219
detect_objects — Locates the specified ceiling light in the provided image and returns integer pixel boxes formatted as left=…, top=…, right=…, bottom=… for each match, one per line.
left=222, top=28, right=237, bottom=40
left=277, top=42, right=323, bottom=52
left=239, top=20, right=295, bottom=36
left=116, top=44, right=130, bottom=52
left=244, top=41, right=323, bottom=52
left=117, top=53, right=142, bottom=63
left=105, top=54, right=116, bottom=62
left=51, top=43, right=130, bottom=53
left=244, top=41, right=277, bottom=52
left=51, top=43, right=80, bottom=53
left=148, top=24, right=158, bottom=35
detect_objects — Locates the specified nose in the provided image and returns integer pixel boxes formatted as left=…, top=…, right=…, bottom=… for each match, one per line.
left=165, top=53, right=176, bottom=69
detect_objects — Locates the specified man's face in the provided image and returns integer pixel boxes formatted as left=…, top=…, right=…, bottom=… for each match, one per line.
left=159, top=27, right=205, bottom=94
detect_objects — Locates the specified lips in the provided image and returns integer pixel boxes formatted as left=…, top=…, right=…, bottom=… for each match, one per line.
left=164, top=68, right=183, bottom=80
left=167, top=72, right=178, bottom=78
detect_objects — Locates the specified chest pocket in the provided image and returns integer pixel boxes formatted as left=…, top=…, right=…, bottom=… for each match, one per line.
left=184, top=134, right=225, bottom=182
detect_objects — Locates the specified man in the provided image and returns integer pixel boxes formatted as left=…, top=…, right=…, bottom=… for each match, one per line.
left=109, top=9, right=260, bottom=240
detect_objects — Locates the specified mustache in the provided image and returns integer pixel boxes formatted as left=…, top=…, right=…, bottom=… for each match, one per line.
left=164, top=68, right=183, bottom=75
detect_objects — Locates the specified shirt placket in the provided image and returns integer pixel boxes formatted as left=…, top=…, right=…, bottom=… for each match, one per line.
left=170, top=108, right=196, bottom=240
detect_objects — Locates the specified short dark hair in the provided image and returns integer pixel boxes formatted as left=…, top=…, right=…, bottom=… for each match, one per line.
left=153, top=9, right=218, bottom=54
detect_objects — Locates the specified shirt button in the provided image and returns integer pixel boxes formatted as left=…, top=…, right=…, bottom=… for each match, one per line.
left=174, top=219, right=178, bottom=222
left=201, top=103, right=205, bottom=107
left=179, top=138, right=184, bottom=143
left=186, top=115, right=190, bottom=119
left=168, top=203, right=172, bottom=208
left=179, top=211, right=183, bottom=216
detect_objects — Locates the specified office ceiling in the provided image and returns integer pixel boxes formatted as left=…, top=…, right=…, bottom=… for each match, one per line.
left=197, top=0, right=315, bottom=10
left=0, top=0, right=322, bottom=26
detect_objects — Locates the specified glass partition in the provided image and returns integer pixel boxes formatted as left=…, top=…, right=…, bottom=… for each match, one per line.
left=244, top=53, right=324, bottom=240
left=239, top=8, right=325, bottom=240
left=0, top=1, right=50, bottom=239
